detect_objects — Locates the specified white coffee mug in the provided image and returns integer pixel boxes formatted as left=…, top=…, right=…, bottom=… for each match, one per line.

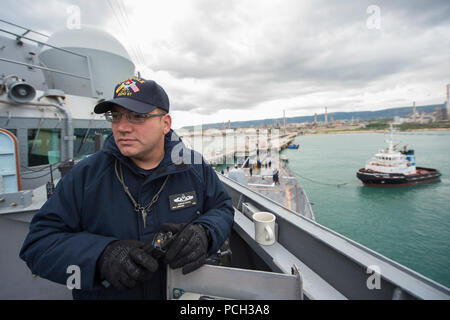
left=252, top=212, right=276, bottom=245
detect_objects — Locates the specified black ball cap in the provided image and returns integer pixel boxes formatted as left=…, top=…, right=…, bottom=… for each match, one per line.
left=94, top=77, right=169, bottom=114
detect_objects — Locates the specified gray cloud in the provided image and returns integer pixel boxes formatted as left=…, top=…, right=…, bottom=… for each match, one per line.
left=3, top=0, right=449, bottom=126
left=150, top=0, right=449, bottom=105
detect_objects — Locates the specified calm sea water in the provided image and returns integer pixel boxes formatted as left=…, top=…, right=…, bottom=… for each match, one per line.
left=283, top=130, right=450, bottom=288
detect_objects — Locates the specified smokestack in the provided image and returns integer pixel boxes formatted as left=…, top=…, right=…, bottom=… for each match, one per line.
left=447, top=84, right=450, bottom=120
left=325, top=107, right=328, bottom=125
left=283, top=109, right=286, bottom=133
left=413, top=101, right=416, bottom=122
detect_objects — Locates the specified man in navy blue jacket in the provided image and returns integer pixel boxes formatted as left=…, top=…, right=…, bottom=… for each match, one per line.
left=20, top=77, right=234, bottom=299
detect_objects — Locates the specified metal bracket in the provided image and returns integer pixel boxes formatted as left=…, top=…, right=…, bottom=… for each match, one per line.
left=0, top=190, right=33, bottom=213
left=291, top=264, right=304, bottom=300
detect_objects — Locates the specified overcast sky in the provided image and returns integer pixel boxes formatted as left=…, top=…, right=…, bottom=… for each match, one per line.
left=2, top=0, right=449, bottom=129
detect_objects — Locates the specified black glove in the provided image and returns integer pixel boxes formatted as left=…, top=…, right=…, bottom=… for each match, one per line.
left=97, top=239, right=159, bottom=290
left=162, top=223, right=210, bottom=275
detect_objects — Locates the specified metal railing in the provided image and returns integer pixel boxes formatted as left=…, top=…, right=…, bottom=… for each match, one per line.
left=0, top=19, right=97, bottom=97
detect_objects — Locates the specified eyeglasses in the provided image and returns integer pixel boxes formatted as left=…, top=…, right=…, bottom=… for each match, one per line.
left=105, top=111, right=165, bottom=124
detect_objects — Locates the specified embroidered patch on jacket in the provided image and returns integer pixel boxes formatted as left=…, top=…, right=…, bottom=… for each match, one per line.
left=169, top=191, right=197, bottom=210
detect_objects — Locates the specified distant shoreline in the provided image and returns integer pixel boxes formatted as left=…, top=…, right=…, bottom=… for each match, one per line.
left=301, top=128, right=450, bottom=136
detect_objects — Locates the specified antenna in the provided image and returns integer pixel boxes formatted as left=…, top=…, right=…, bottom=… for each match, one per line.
left=446, top=84, right=450, bottom=120
left=46, top=164, right=55, bottom=199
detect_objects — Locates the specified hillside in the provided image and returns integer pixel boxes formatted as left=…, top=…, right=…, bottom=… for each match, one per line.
left=181, top=104, right=445, bottom=130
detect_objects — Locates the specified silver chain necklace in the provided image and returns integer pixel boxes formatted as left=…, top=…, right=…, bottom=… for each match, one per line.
left=114, top=159, right=169, bottom=228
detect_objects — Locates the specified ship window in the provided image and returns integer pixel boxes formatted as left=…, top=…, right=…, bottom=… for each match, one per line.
left=74, top=128, right=112, bottom=160
left=28, top=129, right=61, bottom=166
left=5, top=129, right=17, bottom=136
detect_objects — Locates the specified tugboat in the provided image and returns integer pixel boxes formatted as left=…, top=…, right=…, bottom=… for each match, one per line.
left=357, top=125, right=441, bottom=186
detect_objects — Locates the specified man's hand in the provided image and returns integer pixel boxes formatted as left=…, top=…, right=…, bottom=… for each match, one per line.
left=97, top=240, right=158, bottom=290
left=161, top=223, right=209, bottom=274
